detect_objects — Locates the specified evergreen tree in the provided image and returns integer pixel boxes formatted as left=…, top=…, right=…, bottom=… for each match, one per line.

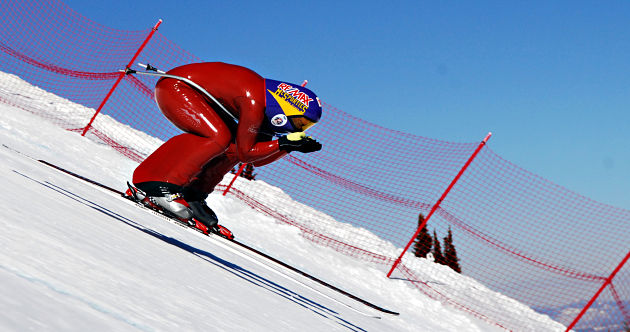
left=432, top=230, right=446, bottom=265
left=241, top=163, right=256, bottom=181
left=443, top=227, right=461, bottom=273
left=231, top=163, right=257, bottom=180
left=413, top=214, right=432, bottom=258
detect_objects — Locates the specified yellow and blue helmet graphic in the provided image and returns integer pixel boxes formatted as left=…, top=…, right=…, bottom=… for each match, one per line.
left=264, top=79, right=322, bottom=133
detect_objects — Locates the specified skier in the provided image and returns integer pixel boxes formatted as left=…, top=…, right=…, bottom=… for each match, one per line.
left=130, top=62, right=323, bottom=231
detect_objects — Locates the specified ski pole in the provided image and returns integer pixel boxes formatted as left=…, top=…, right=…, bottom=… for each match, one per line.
left=121, top=63, right=238, bottom=123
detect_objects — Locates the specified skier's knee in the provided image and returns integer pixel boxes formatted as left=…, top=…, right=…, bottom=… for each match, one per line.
left=212, top=133, right=231, bottom=152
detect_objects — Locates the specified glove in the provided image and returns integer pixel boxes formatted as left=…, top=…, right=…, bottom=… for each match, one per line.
left=278, top=132, right=322, bottom=153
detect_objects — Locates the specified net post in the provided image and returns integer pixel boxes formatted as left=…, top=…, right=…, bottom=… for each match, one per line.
left=386, top=132, right=492, bottom=278
left=81, top=19, right=163, bottom=136
left=565, top=249, right=630, bottom=331
left=223, top=163, right=247, bottom=196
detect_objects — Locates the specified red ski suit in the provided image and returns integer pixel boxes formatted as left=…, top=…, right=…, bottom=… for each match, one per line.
left=133, top=62, right=287, bottom=198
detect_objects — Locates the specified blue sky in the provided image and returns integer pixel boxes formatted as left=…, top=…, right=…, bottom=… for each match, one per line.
left=63, top=0, right=630, bottom=208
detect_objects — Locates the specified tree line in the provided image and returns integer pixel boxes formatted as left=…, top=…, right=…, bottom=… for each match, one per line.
left=413, top=213, right=461, bottom=273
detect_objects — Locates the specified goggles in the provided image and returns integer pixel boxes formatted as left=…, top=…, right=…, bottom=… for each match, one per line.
left=290, top=116, right=317, bottom=132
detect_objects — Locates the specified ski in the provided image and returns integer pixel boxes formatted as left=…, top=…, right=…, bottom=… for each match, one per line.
left=36, top=159, right=400, bottom=317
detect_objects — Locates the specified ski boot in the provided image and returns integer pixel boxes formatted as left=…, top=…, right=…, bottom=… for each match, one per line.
left=126, top=182, right=233, bottom=239
left=125, top=182, right=163, bottom=212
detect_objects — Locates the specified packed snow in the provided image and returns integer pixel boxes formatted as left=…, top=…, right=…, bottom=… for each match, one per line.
left=0, top=71, right=567, bottom=331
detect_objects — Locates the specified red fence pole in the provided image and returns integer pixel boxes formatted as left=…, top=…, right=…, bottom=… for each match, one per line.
left=81, top=19, right=162, bottom=136
left=223, top=163, right=247, bottom=196
left=386, top=132, right=492, bottom=278
left=565, top=249, right=630, bottom=331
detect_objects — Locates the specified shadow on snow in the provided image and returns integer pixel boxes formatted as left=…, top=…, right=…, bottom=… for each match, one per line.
left=14, top=170, right=367, bottom=332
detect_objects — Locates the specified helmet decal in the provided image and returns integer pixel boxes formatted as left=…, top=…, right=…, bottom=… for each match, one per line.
left=267, top=87, right=308, bottom=117
left=270, top=114, right=288, bottom=127
left=264, top=79, right=322, bottom=133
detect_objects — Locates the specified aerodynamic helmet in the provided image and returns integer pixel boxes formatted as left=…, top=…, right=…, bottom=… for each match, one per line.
left=263, top=78, right=322, bottom=134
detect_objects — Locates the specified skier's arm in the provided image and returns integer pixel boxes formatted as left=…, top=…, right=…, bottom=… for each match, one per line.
left=251, top=150, right=288, bottom=167
left=249, top=132, right=322, bottom=166
left=233, top=97, right=281, bottom=163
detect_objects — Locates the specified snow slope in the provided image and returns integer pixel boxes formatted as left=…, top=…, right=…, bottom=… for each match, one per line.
left=0, top=73, right=566, bottom=331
